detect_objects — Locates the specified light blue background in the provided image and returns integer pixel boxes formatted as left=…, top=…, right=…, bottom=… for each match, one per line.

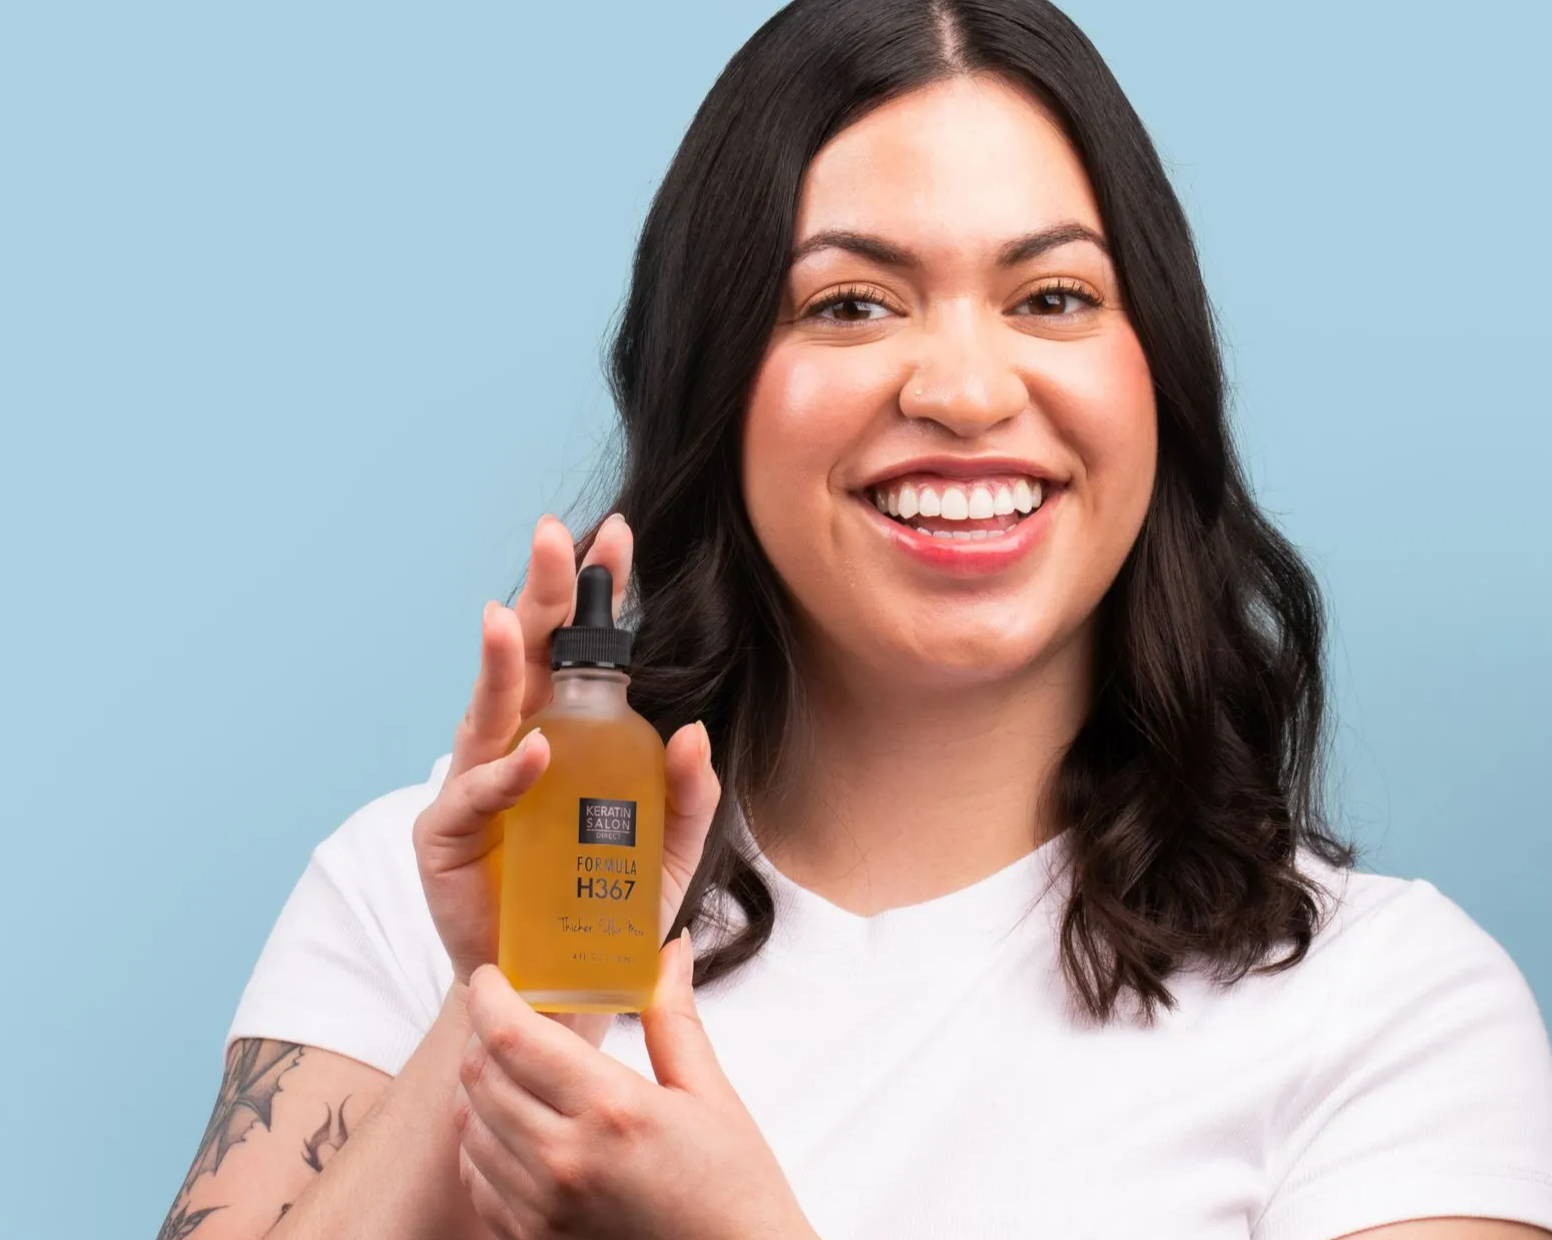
left=3, top=2, right=1547, bottom=1235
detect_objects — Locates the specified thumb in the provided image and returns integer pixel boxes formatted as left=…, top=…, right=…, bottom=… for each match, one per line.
left=641, top=928, right=735, bottom=1104
left=660, top=720, right=720, bottom=900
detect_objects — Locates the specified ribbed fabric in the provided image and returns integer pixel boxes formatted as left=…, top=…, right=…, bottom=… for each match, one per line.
left=1252, top=1161, right=1552, bottom=1240
left=226, top=753, right=1552, bottom=1238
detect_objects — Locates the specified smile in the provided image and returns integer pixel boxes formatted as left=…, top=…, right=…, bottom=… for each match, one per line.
left=850, top=482, right=1062, bottom=577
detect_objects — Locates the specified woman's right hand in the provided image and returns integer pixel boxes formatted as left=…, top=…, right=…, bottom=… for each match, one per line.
left=411, top=512, right=721, bottom=1048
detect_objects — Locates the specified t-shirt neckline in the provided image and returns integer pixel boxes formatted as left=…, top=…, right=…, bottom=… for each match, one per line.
left=725, top=792, right=1074, bottom=978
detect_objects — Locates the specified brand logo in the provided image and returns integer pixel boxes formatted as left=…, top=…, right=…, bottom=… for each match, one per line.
left=578, top=797, right=636, bottom=847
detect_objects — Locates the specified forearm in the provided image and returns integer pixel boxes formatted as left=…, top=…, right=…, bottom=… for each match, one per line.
left=267, top=980, right=491, bottom=1240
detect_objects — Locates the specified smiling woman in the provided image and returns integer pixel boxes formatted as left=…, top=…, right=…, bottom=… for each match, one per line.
left=174, top=1, right=1552, bottom=1238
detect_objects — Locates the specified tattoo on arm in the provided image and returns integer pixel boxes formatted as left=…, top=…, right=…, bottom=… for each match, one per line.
left=156, top=1040, right=359, bottom=1239
left=301, top=1095, right=352, bottom=1171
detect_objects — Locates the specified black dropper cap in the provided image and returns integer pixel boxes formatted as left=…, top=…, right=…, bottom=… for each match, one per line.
left=550, top=564, right=634, bottom=671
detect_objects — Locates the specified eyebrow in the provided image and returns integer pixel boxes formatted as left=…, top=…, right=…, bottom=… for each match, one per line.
left=788, top=221, right=1109, bottom=270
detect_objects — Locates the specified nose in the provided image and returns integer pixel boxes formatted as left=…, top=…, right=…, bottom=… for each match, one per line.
left=900, top=312, right=1028, bottom=436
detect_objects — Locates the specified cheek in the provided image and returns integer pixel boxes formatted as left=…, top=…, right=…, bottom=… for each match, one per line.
left=1061, top=331, right=1157, bottom=526
left=743, top=344, right=878, bottom=526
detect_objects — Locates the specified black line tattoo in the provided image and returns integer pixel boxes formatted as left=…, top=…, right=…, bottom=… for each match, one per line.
left=301, top=1095, right=352, bottom=1171
left=156, top=1038, right=305, bottom=1240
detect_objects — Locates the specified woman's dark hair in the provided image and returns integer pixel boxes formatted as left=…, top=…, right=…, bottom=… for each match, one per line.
left=512, top=0, right=1362, bottom=1027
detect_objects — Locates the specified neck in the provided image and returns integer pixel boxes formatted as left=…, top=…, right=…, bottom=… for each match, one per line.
left=745, top=622, right=1094, bottom=916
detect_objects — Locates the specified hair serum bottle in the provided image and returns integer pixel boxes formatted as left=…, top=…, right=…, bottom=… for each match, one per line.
left=497, top=563, right=666, bottom=1013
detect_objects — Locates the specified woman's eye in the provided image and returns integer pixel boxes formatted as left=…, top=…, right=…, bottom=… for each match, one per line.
left=804, top=289, right=892, bottom=324
left=1012, top=283, right=1104, bottom=317
left=802, top=281, right=1104, bottom=327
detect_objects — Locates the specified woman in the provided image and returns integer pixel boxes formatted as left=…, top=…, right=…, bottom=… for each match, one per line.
left=161, top=1, right=1552, bottom=1237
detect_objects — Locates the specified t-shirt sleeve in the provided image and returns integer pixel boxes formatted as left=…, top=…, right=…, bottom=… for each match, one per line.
left=1252, top=877, right=1552, bottom=1240
left=223, top=758, right=454, bottom=1077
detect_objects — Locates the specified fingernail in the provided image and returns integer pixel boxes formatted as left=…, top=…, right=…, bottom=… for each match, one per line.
left=603, top=511, right=626, bottom=529
left=482, top=600, right=496, bottom=628
left=695, top=719, right=711, bottom=765
left=514, top=726, right=543, bottom=758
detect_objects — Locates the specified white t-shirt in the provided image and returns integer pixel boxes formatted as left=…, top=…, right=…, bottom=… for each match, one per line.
left=227, top=752, right=1552, bottom=1239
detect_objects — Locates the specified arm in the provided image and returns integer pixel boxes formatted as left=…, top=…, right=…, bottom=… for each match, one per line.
left=159, top=981, right=491, bottom=1240
left=156, top=1036, right=383, bottom=1238
left=1338, top=1223, right=1550, bottom=1239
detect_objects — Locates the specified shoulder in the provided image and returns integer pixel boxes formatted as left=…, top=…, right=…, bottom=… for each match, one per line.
left=224, top=753, right=460, bottom=1070
left=310, top=751, right=454, bottom=890
left=1292, top=846, right=1538, bottom=999
left=303, top=751, right=457, bottom=1002
left=1281, top=844, right=1551, bottom=1115
left=1177, top=845, right=1551, bottom=1084
left=1162, top=847, right=1544, bottom=1055
left=1245, top=850, right=1552, bottom=1235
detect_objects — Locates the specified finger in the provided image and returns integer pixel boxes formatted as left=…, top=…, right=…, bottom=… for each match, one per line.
left=512, top=514, right=581, bottom=718
left=415, top=731, right=550, bottom=874
left=458, top=1047, right=564, bottom=1171
left=641, top=930, right=734, bottom=1102
left=465, top=963, right=634, bottom=1118
left=457, top=1140, right=543, bottom=1240
left=449, top=599, right=529, bottom=782
left=580, top=510, right=634, bottom=624
left=659, top=720, right=721, bottom=919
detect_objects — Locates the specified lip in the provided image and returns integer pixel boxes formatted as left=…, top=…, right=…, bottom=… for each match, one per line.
left=850, top=484, right=1063, bottom=577
left=857, top=454, right=1064, bottom=491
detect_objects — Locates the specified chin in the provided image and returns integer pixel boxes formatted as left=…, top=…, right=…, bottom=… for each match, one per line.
left=871, top=624, right=1058, bottom=687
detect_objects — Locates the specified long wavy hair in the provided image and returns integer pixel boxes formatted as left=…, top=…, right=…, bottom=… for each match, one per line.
left=511, top=0, right=1362, bottom=1028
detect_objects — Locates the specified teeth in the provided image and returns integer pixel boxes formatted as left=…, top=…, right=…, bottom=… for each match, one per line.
left=911, top=527, right=992, bottom=540
left=869, top=475, right=1045, bottom=521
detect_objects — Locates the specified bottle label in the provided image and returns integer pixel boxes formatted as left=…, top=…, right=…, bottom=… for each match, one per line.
left=577, top=797, right=636, bottom=847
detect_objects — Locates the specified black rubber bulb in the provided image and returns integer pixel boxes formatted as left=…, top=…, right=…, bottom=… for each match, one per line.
left=573, top=563, right=614, bottom=628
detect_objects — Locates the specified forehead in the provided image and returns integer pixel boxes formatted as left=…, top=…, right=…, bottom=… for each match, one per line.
left=793, top=75, right=1102, bottom=259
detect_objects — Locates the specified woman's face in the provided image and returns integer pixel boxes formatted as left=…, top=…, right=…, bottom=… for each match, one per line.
left=743, top=73, right=1156, bottom=691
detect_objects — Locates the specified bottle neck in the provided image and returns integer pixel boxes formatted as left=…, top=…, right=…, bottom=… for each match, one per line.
left=550, top=666, right=630, bottom=709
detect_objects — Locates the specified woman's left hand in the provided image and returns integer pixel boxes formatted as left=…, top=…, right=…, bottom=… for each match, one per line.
left=455, top=930, right=817, bottom=1240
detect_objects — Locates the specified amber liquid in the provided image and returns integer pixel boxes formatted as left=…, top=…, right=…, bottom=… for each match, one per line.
left=496, top=670, right=665, bottom=1013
